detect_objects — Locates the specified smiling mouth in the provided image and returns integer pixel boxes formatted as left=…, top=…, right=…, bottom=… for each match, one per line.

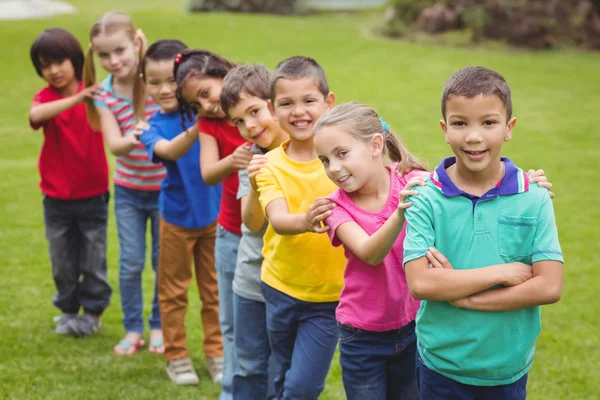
left=291, top=120, right=311, bottom=128
left=337, top=175, right=351, bottom=183
left=212, top=104, right=220, bottom=114
left=252, top=129, right=266, bottom=140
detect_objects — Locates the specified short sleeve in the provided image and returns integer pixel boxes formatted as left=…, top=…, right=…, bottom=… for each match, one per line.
left=325, top=203, right=354, bottom=247
left=93, top=92, right=109, bottom=109
left=403, top=187, right=435, bottom=267
left=198, top=118, right=217, bottom=138
left=237, top=168, right=251, bottom=200
left=256, top=165, right=284, bottom=214
left=532, top=193, right=564, bottom=263
left=139, top=122, right=165, bottom=164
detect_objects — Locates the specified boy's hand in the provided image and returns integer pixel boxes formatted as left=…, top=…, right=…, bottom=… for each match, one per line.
left=426, top=247, right=453, bottom=269
left=134, top=120, right=150, bottom=131
left=76, top=84, right=100, bottom=104
left=527, top=169, right=555, bottom=199
left=500, top=262, right=533, bottom=286
left=231, top=143, right=253, bottom=170
left=248, top=154, right=267, bottom=192
left=303, top=198, right=336, bottom=234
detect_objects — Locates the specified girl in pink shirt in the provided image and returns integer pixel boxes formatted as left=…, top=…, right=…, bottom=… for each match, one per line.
left=313, top=102, right=427, bottom=400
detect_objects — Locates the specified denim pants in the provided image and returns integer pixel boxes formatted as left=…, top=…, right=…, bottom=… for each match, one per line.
left=43, top=193, right=112, bottom=316
left=338, top=321, right=418, bottom=400
left=114, top=185, right=160, bottom=333
left=232, top=293, right=278, bottom=400
left=261, top=282, right=338, bottom=400
left=215, top=224, right=241, bottom=400
left=416, top=356, right=528, bottom=400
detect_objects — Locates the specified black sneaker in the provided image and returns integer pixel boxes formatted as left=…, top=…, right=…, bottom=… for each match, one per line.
left=67, top=314, right=102, bottom=338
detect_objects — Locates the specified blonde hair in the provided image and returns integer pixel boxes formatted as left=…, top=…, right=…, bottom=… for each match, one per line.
left=314, top=102, right=427, bottom=173
left=83, top=11, right=146, bottom=129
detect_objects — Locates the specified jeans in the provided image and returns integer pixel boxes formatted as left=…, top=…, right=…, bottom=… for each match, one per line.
left=215, top=224, right=241, bottom=400
left=232, top=293, right=278, bottom=400
left=43, top=193, right=112, bottom=316
left=338, top=321, right=418, bottom=400
left=114, top=185, right=160, bottom=333
left=261, top=282, right=338, bottom=400
left=416, top=356, right=528, bottom=400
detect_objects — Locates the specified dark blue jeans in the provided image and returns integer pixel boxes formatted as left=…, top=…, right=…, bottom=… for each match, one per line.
left=43, top=193, right=112, bottom=316
left=114, top=185, right=160, bottom=333
left=261, top=283, right=338, bottom=400
left=232, top=293, right=278, bottom=400
left=339, top=321, right=418, bottom=400
left=416, top=356, right=528, bottom=400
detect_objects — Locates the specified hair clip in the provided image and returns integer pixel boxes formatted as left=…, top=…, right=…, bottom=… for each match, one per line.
left=379, top=117, right=390, bottom=134
left=174, top=53, right=183, bottom=64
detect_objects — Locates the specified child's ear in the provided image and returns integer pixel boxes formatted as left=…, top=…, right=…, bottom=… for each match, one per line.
left=440, top=119, right=449, bottom=143
left=371, top=133, right=385, bottom=156
left=325, top=92, right=336, bottom=110
left=267, top=99, right=276, bottom=117
left=504, top=117, right=516, bottom=142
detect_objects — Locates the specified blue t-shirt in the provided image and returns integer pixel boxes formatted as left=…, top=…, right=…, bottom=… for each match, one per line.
left=140, top=111, right=221, bottom=229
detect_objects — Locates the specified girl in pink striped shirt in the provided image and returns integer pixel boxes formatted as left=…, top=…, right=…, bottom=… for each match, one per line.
left=84, top=11, right=165, bottom=356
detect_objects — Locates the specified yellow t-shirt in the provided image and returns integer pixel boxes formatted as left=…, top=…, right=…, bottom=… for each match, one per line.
left=256, top=141, right=345, bottom=302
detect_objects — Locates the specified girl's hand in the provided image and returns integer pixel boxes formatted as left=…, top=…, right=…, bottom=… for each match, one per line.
left=426, top=247, right=454, bottom=269
left=76, top=84, right=100, bottom=104
left=527, top=169, right=555, bottom=199
left=303, top=198, right=336, bottom=234
left=230, top=143, right=253, bottom=170
left=450, top=297, right=472, bottom=308
left=395, top=165, right=414, bottom=178
left=396, top=176, right=426, bottom=218
left=126, top=132, right=142, bottom=147
left=248, top=154, right=267, bottom=192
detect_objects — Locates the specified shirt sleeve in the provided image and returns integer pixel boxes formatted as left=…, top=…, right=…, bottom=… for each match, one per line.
left=532, top=192, right=564, bottom=263
left=237, top=168, right=251, bottom=200
left=139, top=121, right=165, bottom=164
left=325, top=202, right=354, bottom=247
left=403, top=186, right=435, bottom=267
left=198, top=118, right=217, bottom=138
left=256, top=165, right=284, bottom=214
left=93, top=91, right=109, bottom=109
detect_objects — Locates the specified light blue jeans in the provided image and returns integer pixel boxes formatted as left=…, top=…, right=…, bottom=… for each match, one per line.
left=114, top=185, right=161, bottom=333
left=215, top=224, right=241, bottom=400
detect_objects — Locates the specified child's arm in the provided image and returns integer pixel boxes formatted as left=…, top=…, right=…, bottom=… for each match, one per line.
left=265, top=198, right=333, bottom=235
left=199, top=133, right=252, bottom=185
left=334, top=177, right=425, bottom=266
left=451, top=261, right=562, bottom=311
left=145, top=122, right=198, bottom=161
left=29, top=85, right=98, bottom=126
left=97, top=107, right=141, bottom=156
left=241, top=155, right=267, bottom=232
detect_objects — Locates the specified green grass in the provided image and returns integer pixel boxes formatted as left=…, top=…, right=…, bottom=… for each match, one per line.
left=1, top=1, right=599, bottom=399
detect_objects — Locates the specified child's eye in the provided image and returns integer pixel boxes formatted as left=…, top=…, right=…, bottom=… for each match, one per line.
left=234, top=119, right=243, bottom=126
left=483, top=120, right=497, bottom=126
left=278, top=102, right=290, bottom=107
left=338, top=150, right=348, bottom=157
left=201, top=91, right=209, bottom=98
left=451, top=121, right=466, bottom=126
left=250, top=109, right=258, bottom=116
left=116, top=47, right=125, bottom=55
left=305, top=99, right=315, bottom=104
left=320, top=157, right=329, bottom=165
left=98, top=53, right=109, bottom=59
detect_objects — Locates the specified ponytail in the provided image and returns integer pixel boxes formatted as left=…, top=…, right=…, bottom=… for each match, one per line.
left=132, top=35, right=147, bottom=123
left=83, top=45, right=100, bottom=130
left=384, top=129, right=427, bottom=173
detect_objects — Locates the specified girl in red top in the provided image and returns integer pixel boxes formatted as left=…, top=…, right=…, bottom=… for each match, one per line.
left=28, top=28, right=111, bottom=338
left=175, top=50, right=252, bottom=398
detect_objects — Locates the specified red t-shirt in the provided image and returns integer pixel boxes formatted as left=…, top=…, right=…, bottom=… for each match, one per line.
left=30, top=84, right=109, bottom=200
left=198, top=117, right=246, bottom=235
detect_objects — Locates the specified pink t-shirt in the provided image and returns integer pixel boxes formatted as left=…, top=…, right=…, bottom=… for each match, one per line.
left=326, top=166, right=427, bottom=332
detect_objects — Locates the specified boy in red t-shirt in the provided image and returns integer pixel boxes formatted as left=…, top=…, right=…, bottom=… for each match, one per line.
left=29, top=28, right=112, bottom=338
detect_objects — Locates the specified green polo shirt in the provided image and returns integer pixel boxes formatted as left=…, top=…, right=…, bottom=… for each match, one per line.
left=403, top=157, right=563, bottom=387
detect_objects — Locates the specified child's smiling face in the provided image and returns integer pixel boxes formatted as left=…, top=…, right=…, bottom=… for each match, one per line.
left=180, top=76, right=226, bottom=119
left=93, top=30, right=139, bottom=79
left=144, top=59, right=178, bottom=113
left=39, top=58, right=77, bottom=90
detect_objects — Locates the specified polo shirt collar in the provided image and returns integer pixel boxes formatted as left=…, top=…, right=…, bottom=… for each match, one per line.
left=430, top=156, right=529, bottom=197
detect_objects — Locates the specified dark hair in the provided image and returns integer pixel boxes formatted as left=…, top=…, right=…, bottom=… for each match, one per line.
left=441, top=66, right=513, bottom=121
left=270, top=56, right=329, bottom=102
left=174, top=49, right=235, bottom=129
left=220, top=64, right=272, bottom=116
left=141, top=39, right=187, bottom=81
left=30, top=28, right=84, bottom=82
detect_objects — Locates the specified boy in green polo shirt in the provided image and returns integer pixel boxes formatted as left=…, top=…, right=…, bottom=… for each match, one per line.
left=403, top=66, right=563, bottom=399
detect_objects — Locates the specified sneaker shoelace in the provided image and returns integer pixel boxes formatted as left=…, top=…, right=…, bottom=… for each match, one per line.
left=172, top=360, right=195, bottom=375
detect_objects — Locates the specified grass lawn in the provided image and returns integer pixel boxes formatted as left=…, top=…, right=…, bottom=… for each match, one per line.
left=1, top=1, right=599, bottom=399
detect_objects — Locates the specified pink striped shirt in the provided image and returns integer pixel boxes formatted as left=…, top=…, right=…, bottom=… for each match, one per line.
left=94, top=76, right=165, bottom=191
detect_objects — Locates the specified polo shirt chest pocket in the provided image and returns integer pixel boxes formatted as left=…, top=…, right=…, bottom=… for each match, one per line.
left=498, top=215, right=537, bottom=262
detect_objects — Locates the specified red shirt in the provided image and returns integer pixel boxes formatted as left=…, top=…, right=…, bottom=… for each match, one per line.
left=198, top=117, right=246, bottom=235
left=30, top=84, right=109, bottom=200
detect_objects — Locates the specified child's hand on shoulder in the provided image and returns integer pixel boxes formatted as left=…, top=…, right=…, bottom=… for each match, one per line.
left=304, top=198, right=336, bottom=234
left=527, top=169, right=555, bottom=199
left=231, top=143, right=253, bottom=170
left=397, top=176, right=426, bottom=216
left=248, top=154, right=267, bottom=192
left=76, top=83, right=100, bottom=104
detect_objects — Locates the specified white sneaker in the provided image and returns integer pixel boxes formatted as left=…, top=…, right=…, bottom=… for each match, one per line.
left=166, top=357, right=200, bottom=385
left=206, top=357, right=224, bottom=384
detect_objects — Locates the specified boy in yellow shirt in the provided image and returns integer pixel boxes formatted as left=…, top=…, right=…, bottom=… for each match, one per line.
left=255, top=56, right=345, bottom=399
